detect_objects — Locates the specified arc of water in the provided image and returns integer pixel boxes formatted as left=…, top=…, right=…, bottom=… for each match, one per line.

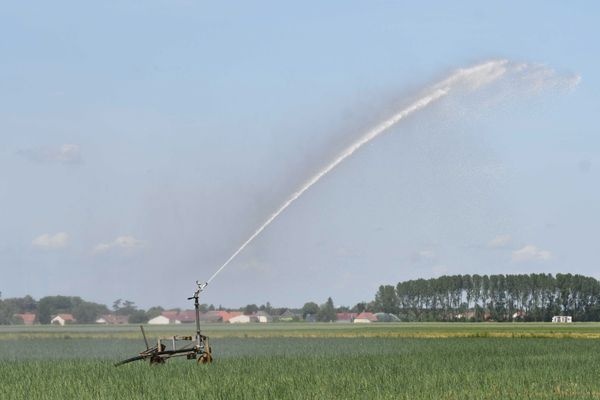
left=204, top=60, right=510, bottom=286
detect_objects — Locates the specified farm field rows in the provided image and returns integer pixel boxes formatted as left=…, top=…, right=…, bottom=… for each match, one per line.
left=2, top=323, right=600, bottom=399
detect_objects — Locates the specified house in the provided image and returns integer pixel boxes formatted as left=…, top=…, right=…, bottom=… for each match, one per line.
left=177, top=310, right=196, bottom=323
left=160, top=310, right=181, bottom=323
left=95, top=314, right=129, bottom=324
left=152, top=310, right=197, bottom=324
left=256, top=311, right=272, bottom=323
left=336, top=312, right=357, bottom=323
left=552, top=315, right=573, bottom=323
left=148, top=315, right=172, bottom=325
left=229, top=314, right=258, bottom=324
left=222, top=311, right=242, bottom=322
left=512, top=310, right=526, bottom=320
left=51, top=314, right=76, bottom=326
left=354, top=312, right=377, bottom=323
left=278, top=310, right=300, bottom=322
left=14, top=313, right=36, bottom=325
left=199, top=311, right=223, bottom=323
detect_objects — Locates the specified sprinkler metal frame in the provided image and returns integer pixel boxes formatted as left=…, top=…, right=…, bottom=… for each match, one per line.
left=115, top=281, right=212, bottom=366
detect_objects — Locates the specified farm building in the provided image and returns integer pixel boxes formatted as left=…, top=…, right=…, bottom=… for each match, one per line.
left=148, top=315, right=173, bottom=325
left=51, top=314, right=76, bottom=326
left=552, top=315, right=573, bottom=323
left=354, top=312, right=377, bottom=323
left=14, top=313, right=36, bottom=325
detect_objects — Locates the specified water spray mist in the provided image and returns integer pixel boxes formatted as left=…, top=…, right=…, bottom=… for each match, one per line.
left=200, top=59, right=578, bottom=288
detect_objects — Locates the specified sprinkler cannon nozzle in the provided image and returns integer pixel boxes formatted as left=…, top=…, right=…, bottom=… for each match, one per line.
left=196, top=281, right=208, bottom=291
left=188, top=281, right=208, bottom=300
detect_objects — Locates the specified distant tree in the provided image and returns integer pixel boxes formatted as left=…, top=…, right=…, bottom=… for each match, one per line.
left=0, top=299, right=16, bottom=325
left=38, top=296, right=75, bottom=324
left=198, top=304, right=208, bottom=313
left=374, top=285, right=399, bottom=314
left=129, top=310, right=149, bottom=324
left=259, top=302, right=273, bottom=314
left=301, top=302, right=319, bottom=319
left=3, top=295, right=37, bottom=314
left=208, top=304, right=215, bottom=311
left=146, top=306, right=165, bottom=319
left=351, top=302, right=367, bottom=313
left=244, top=304, right=259, bottom=315
left=73, top=301, right=109, bottom=324
left=115, top=300, right=137, bottom=316
left=317, top=297, right=336, bottom=322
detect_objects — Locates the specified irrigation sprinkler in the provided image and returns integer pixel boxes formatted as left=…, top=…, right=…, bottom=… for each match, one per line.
left=115, top=281, right=212, bottom=366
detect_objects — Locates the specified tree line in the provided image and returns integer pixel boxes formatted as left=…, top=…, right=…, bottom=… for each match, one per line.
left=370, top=273, right=600, bottom=322
left=3, top=273, right=600, bottom=324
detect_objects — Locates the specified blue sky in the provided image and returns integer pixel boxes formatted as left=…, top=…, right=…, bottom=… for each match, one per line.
left=0, top=2, right=598, bottom=309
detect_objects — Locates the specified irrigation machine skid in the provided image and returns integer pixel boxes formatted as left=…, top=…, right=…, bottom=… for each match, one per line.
left=115, top=281, right=212, bottom=366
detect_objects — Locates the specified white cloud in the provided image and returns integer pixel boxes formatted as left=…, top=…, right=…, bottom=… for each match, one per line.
left=488, top=234, right=512, bottom=248
left=512, top=245, right=552, bottom=263
left=18, top=144, right=82, bottom=164
left=93, top=235, right=144, bottom=254
left=32, top=232, right=69, bottom=250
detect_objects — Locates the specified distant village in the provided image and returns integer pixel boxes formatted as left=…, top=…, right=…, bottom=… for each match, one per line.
left=39, top=310, right=392, bottom=326
left=3, top=272, right=595, bottom=326
left=10, top=301, right=396, bottom=326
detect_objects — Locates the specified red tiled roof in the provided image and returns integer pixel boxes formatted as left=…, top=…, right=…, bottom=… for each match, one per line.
left=356, top=312, right=377, bottom=321
left=160, top=310, right=197, bottom=322
left=177, top=310, right=196, bottom=323
left=336, top=313, right=357, bottom=321
left=223, top=311, right=242, bottom=322
left=161, top=311, right=180, bottom=320
left=14, top=313, right=36, bottom=325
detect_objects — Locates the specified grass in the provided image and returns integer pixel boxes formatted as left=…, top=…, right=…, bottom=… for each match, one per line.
left=1, top=323, right=600, bottom=399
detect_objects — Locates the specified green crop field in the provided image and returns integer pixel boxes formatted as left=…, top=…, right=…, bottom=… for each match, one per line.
left=2, top=323, right=600, bottom=399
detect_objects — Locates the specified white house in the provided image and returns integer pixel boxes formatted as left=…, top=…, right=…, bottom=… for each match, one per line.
left=229, top=315, right=253, bottom=324
left=148, top=315, right=172, bottom=325
left=552, top=315, right=573, bottom=323
left=256, top=311, right=272, bottom=323
left=51, top=314, right=76, bottom=326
